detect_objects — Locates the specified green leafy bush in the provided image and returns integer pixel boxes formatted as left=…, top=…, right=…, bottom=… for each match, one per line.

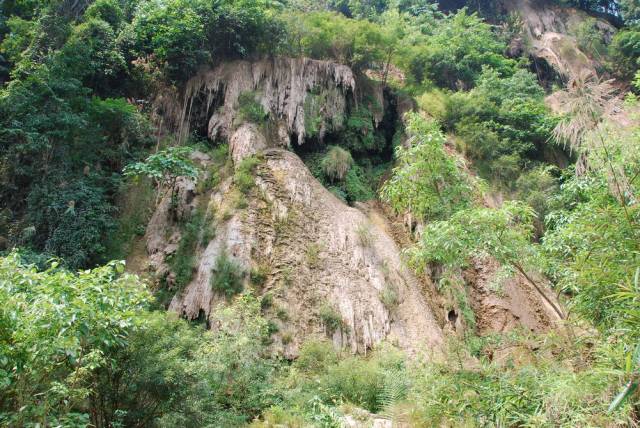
left=234, top=155, right=261, bottom=194
left=124, top=146, right=199, bottom=203
left=131, top=0, right=284, bottom=82
left=286, top=11, right=389, bottom=70
left=408, top=351, right=623, bottom=427
left=0, top=63, right=151, bottom=267
left=236, top=91, right=268, bottom=124
left=381, top=112, right=471, bottom=221
left=294, top=339, right=339, bottom=374
left=211, top=251, right=244, bottom=298
left=406, top=10, right=515, bottom=89
left=98, top=293, right=277, bottom=427
left=342, top=104, right=386, bottom=154
left=609, top=29, right=640, bottom=80
left=442, top=67, right=556, bottom=184
left=0, top=253, right=150, bottom=426
left=25, top=177, right=117, bottom=269
left=319, top=303, right=344, bottom=333
left=60, top=18, right=126, bottom=94
left=250, top=263, right=269, bottom=286
left=319, top=346, right=409, bottom=414
left=84, top=0, right=125, bottom=29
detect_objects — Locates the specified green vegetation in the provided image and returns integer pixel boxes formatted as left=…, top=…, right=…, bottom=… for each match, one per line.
left=305, top=242, right=322, bottom=268
left=286, top=10, right=391, bottom=71
left=381, top=112, right=472, bottom=221
left=319, top=303, right=344, bottom=333
left=211, top=251, right=244, bottom=298
left=124, top=145, right=199, bottom=205
left=1, top=251, right=630, bottom=426
left=169, top=207, right=205, bottom=290
left=321, top=146, right=353, bottom=182
left=0, top=256, right=280, bottom=426
left=442, top=67, right=557, bottom=184
left=306, top=145, right=379, bottom=204
left=250, top=263, right=269, bottom=286
left=379, top=283, right=399, bottom=310
left=405, top=9, right=516, bottom=90
left=234, top=155, right=261, bottom=194
left=236, top=91, right=268, bottom=125
left=3, top=0, right=640, bottom=425
left=0, top=253, right=149, bottom=426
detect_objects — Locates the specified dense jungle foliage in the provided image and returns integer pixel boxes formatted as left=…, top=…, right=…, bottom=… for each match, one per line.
left=2, top=0, right=640, bottom=426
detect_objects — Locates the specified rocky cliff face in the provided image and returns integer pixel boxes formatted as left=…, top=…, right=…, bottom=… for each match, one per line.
left=175, top=57, right=377, bottom=146
left=135, top=57, right=561, bottom=358
left=504, top=0, right=615, bottom=82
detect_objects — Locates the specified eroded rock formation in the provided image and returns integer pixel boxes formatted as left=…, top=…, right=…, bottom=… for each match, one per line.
left=504, top=0, right=616, bottom=81
left=137, top=57, right=563, bottom=358
left=177, top=57, right=366, bottom=146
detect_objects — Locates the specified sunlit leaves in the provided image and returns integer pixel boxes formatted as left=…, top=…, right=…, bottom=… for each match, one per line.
left=380, top=112, right=472, bottom=221
left=407, top=201, right=538, bottom=272
left=123, top=146, right=199, bottom=190
left=0, top=252, right=150, bottom=424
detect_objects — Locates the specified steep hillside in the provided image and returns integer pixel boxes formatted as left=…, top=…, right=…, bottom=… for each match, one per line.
left=505, top=0, right=616, bottom=82
left=2, top=0, right=639, bottom=426
left=123, top=57, right=562, bottom=359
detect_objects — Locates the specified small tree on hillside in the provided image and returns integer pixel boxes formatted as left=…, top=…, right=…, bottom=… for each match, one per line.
left=380, top=112, right=472, bottom=221
left=123, top=146, right=199, bottom=206
left=408, top=201, right=566, bottom=319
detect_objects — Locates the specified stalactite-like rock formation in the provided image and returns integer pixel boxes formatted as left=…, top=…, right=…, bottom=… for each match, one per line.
left=179, top=57, right=357, bottom=146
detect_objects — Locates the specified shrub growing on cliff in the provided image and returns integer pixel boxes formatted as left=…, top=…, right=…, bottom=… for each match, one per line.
left=234, top=155, right=262, bottom=194
left=381, top=113, right=471, bottom=221
left=124, top=146, right=199, bottom=206
left=322, top=146, right=353, bottom=182
left=236, top=91, right=268, bottom=125
left=169, top=207, right=205, bottom=290
left=211, top=251, right=244, bottom=298
left=286, top=11, right=388, bottom=70
left=319, top=303, right=344, bottom=334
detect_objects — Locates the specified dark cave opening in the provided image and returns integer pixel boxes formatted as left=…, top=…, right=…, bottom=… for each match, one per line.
left=448, top=309, right=459, bottom=327
left=182, top=88, right=226, bottom=144
left=292, top=87, right=399, bottom=163
left=290, top=86, right=400, bottom=205
left=529, top=55, right=565, bottom=92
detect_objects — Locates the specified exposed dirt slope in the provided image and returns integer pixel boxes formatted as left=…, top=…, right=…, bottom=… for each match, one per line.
left=504, top=0, right=615, bottom=81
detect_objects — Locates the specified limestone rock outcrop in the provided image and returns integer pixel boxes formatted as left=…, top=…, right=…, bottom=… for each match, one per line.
left=504, top=0, right=616, bottom=81
left=137, top=57, right=563, bottom=359
left=178, top=57, right=359, bottom=146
